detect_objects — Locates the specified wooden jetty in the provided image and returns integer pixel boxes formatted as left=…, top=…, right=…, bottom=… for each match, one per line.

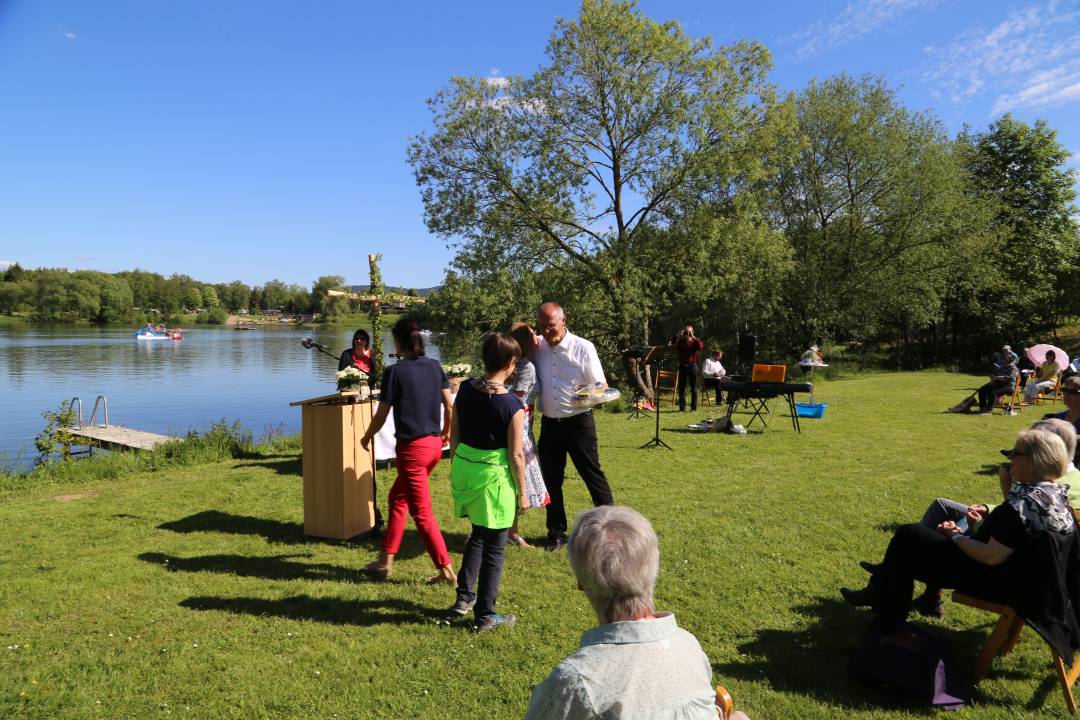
left=64, top=395, right=174, bottom=452
left=68, top=424, right=173, bottom=451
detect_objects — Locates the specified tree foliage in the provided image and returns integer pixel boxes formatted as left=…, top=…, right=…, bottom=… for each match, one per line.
left=409, top=0, right=776, bottom=349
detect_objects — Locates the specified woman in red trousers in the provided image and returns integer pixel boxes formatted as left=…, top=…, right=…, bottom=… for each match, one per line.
left=360, top=317, right=455, bottom=585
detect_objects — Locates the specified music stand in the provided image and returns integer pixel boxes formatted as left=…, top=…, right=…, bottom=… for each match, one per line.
left=640, top=344, right=675, bottom=450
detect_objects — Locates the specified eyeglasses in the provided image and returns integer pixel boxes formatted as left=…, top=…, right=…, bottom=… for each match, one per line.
left=1001, top=448, right=1028, bottom=459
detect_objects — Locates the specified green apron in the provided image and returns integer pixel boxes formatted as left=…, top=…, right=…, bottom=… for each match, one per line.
left=450, top=442, right=516, bottom=530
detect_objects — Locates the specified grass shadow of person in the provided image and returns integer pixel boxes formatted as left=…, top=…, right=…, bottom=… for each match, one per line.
left=158, top=510, right=312, bottom=545
left=231, top=457, right=302, bottom=476
left=179, top=594, right=443, bottom=627
left=712, top=596, right=991, bottom=713
left=139, top=551, right=360, bottom=583
left=157, top=510, right=469, bottom=559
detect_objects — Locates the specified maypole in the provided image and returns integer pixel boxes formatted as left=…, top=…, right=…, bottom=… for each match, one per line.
left=367, top=253, right=385, bottom=373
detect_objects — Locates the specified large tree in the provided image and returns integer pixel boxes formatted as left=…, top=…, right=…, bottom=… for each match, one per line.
left=409, top=0, right=775, bottom=350
left=765, top=74, right=997, bottom=358
left=960, top=115, right=1079, bottom=337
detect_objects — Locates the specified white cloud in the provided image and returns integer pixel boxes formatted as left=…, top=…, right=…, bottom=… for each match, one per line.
left=64, top=31, right=77, bottom=40
left=791, top=0, right=941, bottom=60
left=484, top=76, right=510, bottom=89
left=0, top=261, right=14, bottom=272
left=923, top=2, right=1080, bottom=114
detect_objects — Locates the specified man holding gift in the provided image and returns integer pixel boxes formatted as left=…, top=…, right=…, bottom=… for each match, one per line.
left=534, top=302, right=614, bottom=553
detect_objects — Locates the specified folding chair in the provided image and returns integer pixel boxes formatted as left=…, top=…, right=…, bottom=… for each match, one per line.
left=1034, top=372, right=1064, bottom=407
left=995, top=375, right=1022, bottom=414
left=951, top=592, right=1080, bottom=713
left=655, top=369, right=678, bottom=409
left=951, top=509, right=1080, bottom=714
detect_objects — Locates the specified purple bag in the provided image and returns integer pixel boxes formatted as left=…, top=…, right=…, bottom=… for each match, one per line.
left=849, top=621, right=971, bottom=710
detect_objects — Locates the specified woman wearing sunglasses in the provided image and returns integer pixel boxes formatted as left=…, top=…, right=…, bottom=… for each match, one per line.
left=842, top=428, right=1076, bottom=636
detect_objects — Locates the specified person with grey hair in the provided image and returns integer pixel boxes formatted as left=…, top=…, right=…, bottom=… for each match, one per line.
left=534, top=302, right=615, bottom=553
left=870, top=418, right=1080, bottom=617
left=844, top=429, right=1076, bottom=630
left=524, top=506, right=750, bottom=720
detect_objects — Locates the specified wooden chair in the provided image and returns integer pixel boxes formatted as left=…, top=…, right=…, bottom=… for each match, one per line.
left=951, top=507, right=1080, bottom=714
left=995, top=374, right=1022, bottom=414
left=715, top=685, right=734, bottom=718
left=951, top=591, right=1080, bottom=714
left=655, top=369, right=678, bottom=408
left=1033, top=371, right=1064, bottom=407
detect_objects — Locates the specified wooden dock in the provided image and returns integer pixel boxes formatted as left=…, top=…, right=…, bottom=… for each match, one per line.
left=69, top=424, right=173, bottom=451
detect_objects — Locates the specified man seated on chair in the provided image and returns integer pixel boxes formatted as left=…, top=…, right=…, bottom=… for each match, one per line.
left=524, top=506, right=750, bottom=720
left=702, top=348, right=726, bottom=406
left=1024, top=349, right=1060, bottom=404
left=976, top=346, right=1019, bottom=414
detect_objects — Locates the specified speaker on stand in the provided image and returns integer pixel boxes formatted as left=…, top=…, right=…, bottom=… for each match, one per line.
left=737, top=333, right=757, bottom=377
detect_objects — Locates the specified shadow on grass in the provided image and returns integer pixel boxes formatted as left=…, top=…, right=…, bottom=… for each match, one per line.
left=139, top=552, right=359, bottom=583
left=974, top=463, right=1003, bottom=477
left=230, top=457, right=302, bottom=476
left=712, top=597, right=991, bottom=713
left=179, top=594, right=442, bottom=626
left=157, top=509, right=469, bottom=560
left=158, top=510, right=312, bottom=545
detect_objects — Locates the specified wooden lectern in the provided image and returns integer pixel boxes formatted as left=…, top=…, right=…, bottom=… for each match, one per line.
left=289, top=390, right=376, bottom=540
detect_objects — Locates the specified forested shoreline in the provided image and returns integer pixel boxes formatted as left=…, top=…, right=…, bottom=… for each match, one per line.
left=0, top=267, right=417, bottom=326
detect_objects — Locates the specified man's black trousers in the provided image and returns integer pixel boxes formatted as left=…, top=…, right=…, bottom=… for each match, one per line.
left=538, top=411, right=614, bottom=538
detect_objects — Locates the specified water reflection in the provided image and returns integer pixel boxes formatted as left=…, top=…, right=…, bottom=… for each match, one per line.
left=0, top=324, right=446, bottom=470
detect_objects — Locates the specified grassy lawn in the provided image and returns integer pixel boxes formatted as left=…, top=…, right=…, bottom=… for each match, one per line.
left=1, top=371, right=1072, bottom=719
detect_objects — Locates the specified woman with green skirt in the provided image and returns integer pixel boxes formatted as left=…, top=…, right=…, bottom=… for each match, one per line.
left=446, top=333, right=528, bottom=632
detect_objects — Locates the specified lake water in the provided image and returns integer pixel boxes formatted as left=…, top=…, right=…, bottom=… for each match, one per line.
left=0, top=324, right=444, bottom=470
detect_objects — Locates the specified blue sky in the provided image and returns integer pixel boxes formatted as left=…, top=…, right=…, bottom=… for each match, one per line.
left=1, top=0, right=1077, bottom=289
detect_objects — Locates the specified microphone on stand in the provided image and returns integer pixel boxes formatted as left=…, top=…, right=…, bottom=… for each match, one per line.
left=301, top=336, right=338, bottom=359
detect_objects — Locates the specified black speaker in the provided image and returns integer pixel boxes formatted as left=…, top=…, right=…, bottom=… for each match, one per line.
left=738, top=334, right=757, bottom=368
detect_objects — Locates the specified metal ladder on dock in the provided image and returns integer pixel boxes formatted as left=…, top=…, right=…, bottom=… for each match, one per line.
left=66, top=395, right=173, bottom=452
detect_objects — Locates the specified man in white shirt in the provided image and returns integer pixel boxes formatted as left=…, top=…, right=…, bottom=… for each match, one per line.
left=534, top=302, right=615, bottom=552
left=701, top=348, right=726, bottom=406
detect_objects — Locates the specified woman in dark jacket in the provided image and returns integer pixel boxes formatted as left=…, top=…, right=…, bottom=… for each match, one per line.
left=338, top=329, right=377, bottom=387
left=843, top=428, right=1077, bottom=632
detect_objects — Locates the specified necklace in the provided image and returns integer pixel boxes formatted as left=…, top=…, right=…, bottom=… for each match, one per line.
left=473, top=377, right=508, bottom=395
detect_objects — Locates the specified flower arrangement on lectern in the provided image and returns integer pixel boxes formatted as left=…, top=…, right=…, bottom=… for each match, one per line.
left=335, top=366, right=369, bottom=392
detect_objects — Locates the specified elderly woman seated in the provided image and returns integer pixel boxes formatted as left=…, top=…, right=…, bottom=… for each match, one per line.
left=843, top=429, right=1078, bottom=634
left=524, top=505, right=750, bottom=720
left=866, top=418, right=1080, bottom=619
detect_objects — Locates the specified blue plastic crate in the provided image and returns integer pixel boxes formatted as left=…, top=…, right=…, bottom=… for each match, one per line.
left=795, top=402, right=827, bottom=419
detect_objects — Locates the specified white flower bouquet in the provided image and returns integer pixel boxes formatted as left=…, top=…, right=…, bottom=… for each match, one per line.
left=336, top=366, right=369, bottom=391
left=442, top=363, right=472, bottom=378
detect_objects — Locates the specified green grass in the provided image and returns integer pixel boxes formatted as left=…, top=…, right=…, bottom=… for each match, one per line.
left=0, top=371, right=1070, bottom=718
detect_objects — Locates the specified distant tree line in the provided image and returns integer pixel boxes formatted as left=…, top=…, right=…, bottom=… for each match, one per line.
left=0, top=266, right=369, bottom=325
left=410, top=0, right=1080, bottom=373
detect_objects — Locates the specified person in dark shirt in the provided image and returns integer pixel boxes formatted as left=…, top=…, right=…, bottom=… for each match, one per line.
left=842, top=428, right=1075, bottom=628
left=446, top=333, right=528, bottom=631
left=337, top=328, right=377, bottom=387
left=360, top=317, right=455, bottom=585
left=671, top=324, right=704, bottom=412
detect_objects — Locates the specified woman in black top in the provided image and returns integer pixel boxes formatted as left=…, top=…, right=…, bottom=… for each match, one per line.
left=338, top=328, right=377, bottom=387
left=446, top=333, right=528, bottom=631
left=843, top=428, right=1076, bottom=628
left=360, top=318, right=454, bottom=584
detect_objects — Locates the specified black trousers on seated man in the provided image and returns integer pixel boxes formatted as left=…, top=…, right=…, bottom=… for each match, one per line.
left=539, top=411, right=614, bottom=540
